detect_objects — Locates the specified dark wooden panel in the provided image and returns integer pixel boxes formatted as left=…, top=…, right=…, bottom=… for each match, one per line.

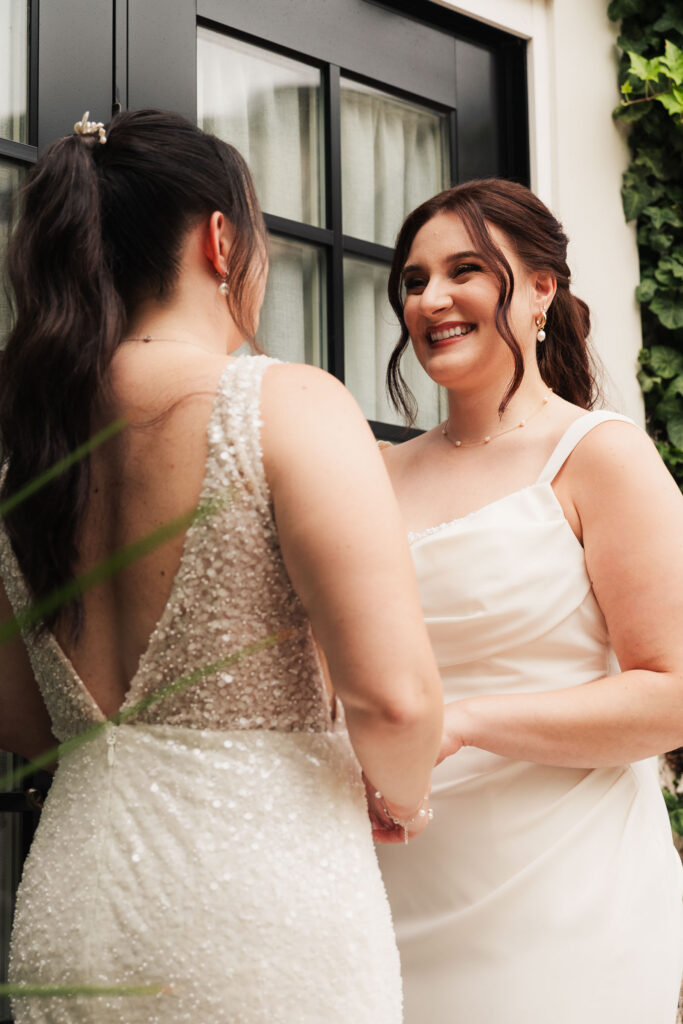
left=127, top=0, right=198, bottom=122
left=198, top=0, right=457, bottom=108
left=37, top=0, right=113, bottom=151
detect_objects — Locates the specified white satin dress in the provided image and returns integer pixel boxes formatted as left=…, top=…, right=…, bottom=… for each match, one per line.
left=3, top=356, right=402, bottom=1023
left=378, top=411, right=683, bottom=1024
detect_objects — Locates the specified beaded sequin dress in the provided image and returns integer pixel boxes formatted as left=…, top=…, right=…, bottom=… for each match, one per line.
left=2, top=356, right=402, bottom=1024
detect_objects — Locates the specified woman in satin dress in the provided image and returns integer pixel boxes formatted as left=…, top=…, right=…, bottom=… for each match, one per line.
left=0, top=108, right=442, bottom=1023
left=375, top=178, right=683, bottom=1024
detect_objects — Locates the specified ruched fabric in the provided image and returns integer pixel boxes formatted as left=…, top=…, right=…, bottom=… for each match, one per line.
left=378, top=411, right=683, bottom=1024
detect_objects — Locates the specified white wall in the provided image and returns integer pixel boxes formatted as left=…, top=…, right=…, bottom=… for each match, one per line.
left=436, top=0, right=645, bottom=422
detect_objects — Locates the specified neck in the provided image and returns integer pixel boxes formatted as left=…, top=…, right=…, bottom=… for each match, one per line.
left=445, top=369, right=548, bottom=444
left=125, top=280, right=246, bottom=357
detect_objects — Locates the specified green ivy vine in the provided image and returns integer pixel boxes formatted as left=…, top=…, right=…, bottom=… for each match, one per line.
left=608, top=1, right=683, bottom=836
left=608, top=0, right=683, bottom=487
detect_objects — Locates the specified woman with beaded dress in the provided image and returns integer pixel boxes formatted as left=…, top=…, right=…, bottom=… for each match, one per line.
left=374, top=180, right=683, bottom=1024
left=0, top=109, right=443, bottom=1023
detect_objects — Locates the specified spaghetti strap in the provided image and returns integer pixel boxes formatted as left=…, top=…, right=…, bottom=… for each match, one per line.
left=536, top=410, right=636, bottom=485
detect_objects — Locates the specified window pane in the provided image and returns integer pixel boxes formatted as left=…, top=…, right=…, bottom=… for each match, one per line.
left=0, top=161, right=24, bottom=346
left=341, top=79, right=449, bottom=248
left=0, top=0, right=29, bottom=144
left=198, top=28, right=323, bottom=227
left=0, top=755, right=24, bottom=1023
left=258, top=235, right=325, bottom=366
left=343, top=255, right=444, bottom=430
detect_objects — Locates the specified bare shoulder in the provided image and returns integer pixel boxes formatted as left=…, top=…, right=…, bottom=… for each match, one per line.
left=261, top=361, right=356, bottom=413
left=260, top=363, right=374, bottom=449
left=563, top=415, right=682, bottom=508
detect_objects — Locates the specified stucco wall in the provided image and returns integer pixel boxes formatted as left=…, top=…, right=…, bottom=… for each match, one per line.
left=437, top=0, right=645, bottom=422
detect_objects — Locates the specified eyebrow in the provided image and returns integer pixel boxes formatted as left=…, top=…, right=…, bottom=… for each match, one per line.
left=402, top=250, right=485, bottom=274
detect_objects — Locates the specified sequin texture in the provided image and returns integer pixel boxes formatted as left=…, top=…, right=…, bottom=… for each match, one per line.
left=2, top=356, right=402, bottom=1022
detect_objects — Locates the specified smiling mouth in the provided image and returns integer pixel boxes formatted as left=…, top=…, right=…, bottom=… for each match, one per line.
left=428, top=324, right=475, bottom=343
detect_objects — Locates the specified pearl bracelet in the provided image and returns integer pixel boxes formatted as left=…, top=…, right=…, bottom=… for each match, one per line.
left=374, top=790, right=434, bottom=844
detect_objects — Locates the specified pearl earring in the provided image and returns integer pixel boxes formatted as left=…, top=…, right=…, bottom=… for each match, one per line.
left=218, top=274, right=229, bottom=296
left=535, top=310, right=547, bottom=343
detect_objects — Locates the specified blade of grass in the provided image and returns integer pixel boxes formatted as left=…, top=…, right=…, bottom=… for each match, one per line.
left=0, top=626, right=296, bottom=792
left=0, top=982, right=166, bottom=999
left=0, top=498, right=222, bottom=646
left=0, top=418, right=128, bottom=519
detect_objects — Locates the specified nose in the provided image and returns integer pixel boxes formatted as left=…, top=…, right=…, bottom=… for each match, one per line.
left=418, top=275, right=453, bottom=318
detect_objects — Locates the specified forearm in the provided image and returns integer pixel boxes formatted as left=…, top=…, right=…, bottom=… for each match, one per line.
left=455, top=669, right=683, bottom=768
left=345, top=699, right=442, bottom=816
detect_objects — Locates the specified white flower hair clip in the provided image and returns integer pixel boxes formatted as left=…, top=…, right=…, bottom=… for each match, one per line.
left=73, top=111, right=107, bottom=145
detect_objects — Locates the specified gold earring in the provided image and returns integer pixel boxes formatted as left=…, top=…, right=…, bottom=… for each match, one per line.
left=535, top=311, right=547, bottom=343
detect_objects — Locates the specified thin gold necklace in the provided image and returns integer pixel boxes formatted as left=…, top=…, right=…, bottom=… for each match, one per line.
left=441, top=390, right=552, bottom=448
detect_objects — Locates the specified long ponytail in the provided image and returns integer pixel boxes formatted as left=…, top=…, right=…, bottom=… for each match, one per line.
left=0, top=109, right=267, bottom=635
left=0, top=133, right=124, bottom=634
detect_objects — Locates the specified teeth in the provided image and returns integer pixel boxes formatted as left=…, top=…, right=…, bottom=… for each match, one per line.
left=430, top=325, right=474, bottom=342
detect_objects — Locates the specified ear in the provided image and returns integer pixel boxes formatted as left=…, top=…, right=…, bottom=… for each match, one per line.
left=532, top=271, right=556, bottom=315
left=202, top=211, right=235, bottom=277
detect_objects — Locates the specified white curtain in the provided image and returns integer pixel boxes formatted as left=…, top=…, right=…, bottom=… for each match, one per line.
left=0, top=0, right=28, bottom=143
left=343, top=257, right=446, bottom=429
left=197, top=32, right=447, bottom=429
left=197, top=27, right=321, bottom=227
left=341, top=85, right=447, bottom=428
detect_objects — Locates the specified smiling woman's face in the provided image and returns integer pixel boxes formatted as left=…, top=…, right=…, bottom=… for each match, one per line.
left=402, top=210, right=540, bottom=393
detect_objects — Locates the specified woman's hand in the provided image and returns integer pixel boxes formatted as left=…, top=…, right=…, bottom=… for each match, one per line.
left=436, top=700, right=468, bottom=765
left=363, top=773, right=432, bottom=844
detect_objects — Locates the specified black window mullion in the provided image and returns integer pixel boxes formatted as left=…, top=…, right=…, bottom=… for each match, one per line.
left=28, top=0, right=39, bottom=148
left=449, top=108, right=458, bottom=185
left=263, top=213, right=332, bottom=249
left=324, top=63, right=344, bottom=382
left=0, top=140, right=37, bottom=165
left=342, top=236, right=394, bottom=265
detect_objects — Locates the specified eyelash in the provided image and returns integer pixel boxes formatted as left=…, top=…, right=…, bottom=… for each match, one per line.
left=404, top=263, right=482, bottom=293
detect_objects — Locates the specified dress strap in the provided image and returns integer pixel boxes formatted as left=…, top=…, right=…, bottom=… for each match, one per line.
left=536, top=410, right=636, bottom=484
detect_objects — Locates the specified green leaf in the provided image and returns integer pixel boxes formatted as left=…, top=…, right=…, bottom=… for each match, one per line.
left=656, top=86, right=683, bottom=115
left=654, top=254, right=683, bottom=285
left=621, top=80, right=634, bottom=96
left=663, top=788, right=680, bottom=811
left=666, top=414, right=683, bottom=449
left=654, top=8, right=683, bottom=36
left=627, top=51, right=664, bottom=84
left=636, top=277, right=658, bottom=303
left=663, top=40, right=683, bottom=86
left=642, top=204, right=683, bottom=229
left=614, top=101, right=651, bottom=124
left=646, top=345, right=683, bottom=378
left=609, top=0, right=648, bottom=20
left=670, top=806, right=683, bottom=835
left=650, top=294, right=683, bottom=330
left=655, top=386, right=683, bottom=420
left=637, top=370, right=657, bottom=393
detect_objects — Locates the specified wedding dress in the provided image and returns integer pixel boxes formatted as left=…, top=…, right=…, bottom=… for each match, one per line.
left=2, top=356, right=402, bottom=1023
left=377, top=411, right=683, bottom=1024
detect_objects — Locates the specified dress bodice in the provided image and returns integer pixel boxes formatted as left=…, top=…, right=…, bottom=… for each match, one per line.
left=409, top=411, right=632, bottom=691
left=0, top=356, right=331, bottom=741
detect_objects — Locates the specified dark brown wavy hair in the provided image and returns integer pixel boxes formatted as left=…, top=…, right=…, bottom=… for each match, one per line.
left=387, top=178, right=598, bottom=425
left=0, top=109, right=267, bottom=634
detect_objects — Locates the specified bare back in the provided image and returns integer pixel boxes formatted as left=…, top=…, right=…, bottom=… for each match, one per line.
left=57, top=345, right=236, bottom=716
